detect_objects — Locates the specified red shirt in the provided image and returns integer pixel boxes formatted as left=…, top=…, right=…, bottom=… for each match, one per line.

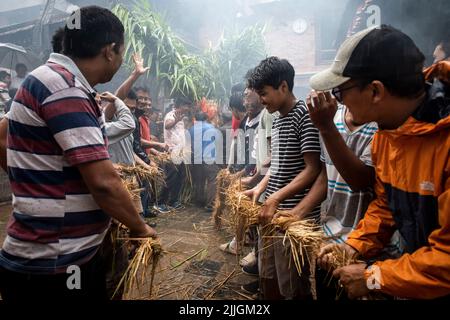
left=139, top=115, right=151, bottom=155
left=231, top=115, right=241, bottom=138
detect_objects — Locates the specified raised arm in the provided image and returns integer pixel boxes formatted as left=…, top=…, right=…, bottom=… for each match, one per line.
left=307, top=91, right=375, bottom=191
left=115, top=53, right=150, bottom=100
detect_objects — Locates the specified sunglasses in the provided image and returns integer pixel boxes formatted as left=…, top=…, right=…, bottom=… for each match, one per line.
left=331, top=84, right=359, bottom=103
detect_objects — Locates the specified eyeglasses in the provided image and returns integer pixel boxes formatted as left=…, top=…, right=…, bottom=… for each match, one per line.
left=331, top=84, right=359, bottom=103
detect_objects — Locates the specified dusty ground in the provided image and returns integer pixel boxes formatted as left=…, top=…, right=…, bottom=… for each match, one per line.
left=0, top=204, right=256, bottom=300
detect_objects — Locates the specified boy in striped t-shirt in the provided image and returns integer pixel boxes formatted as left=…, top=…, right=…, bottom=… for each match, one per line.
left=245, top=57, right=322, bottom=299
left=0, top=6, right=155, bottom=301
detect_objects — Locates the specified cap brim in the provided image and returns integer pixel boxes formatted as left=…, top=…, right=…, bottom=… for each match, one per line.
left=309, top=68, right=350, bottom=91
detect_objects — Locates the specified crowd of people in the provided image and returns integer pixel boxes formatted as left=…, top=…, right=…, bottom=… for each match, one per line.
left=0, top=5, right=448, bottom=301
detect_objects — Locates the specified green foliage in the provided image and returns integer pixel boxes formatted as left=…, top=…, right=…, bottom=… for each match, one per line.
left=204, top=24, right=267, bottom=102
left=113, top=0, right=266, bottom=103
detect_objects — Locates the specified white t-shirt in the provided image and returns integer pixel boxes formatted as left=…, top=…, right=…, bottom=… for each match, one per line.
left=10, top=75, right=26, bottom=90
left=164, top=109, right=186, bottom=161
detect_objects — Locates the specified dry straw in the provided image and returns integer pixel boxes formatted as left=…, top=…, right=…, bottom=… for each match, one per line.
left=112, top=234, right=163, bottom=299
left=153, top=152, right=172, bottom=166
left=215, top=174, right=325, bottom=278
left=212, top=169, right=245, bottom=229
left=223, top=180, right=259, bottom=245
left=117, top=163, right=165, bottom=186
left=270, top=214, right=325, bottom=277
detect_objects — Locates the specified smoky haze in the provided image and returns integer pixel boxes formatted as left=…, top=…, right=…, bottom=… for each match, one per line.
left=0, top=0, right=448, bottom=93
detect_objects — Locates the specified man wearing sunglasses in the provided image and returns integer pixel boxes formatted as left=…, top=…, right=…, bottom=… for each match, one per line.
left=309, top=25, right=450, bottom=300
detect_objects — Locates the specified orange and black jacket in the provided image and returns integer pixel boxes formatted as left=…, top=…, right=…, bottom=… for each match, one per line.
left=346, top=61, right=450, bottom=299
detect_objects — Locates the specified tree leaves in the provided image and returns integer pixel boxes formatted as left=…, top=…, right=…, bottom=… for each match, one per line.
left=113, top=2, right=266, bottom=103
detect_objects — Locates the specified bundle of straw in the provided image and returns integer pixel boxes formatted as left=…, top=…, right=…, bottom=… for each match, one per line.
left=180, top=163, right=193, bottom=204
left=223, top=181, right=260, bottom=243
left=113, top=236, right=163, bottom=299
left=270, top=215, right=325, bottom=277
left=327, top=245, right=361, bottom=271
left=153, top=152, right=172, bottom=166
left=116, top=164, right=165, bottom=205
left=120, top=175, right=142, bottom=200
left=116, top=163, right=165, bottom=187
left=212, top=169, right=245, bottom=229
left=323, top=245, right=386, bottom=300
left=324, top=245, right=360, bottom=299
left=212, top=169, right=233, bottom=228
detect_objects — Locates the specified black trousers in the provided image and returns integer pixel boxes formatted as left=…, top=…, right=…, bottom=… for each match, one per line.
left=190, top=163, right=220, bottom=207
left=0, top=249, right=108, bottom=301
left=159, top=162, right=186, bottom=205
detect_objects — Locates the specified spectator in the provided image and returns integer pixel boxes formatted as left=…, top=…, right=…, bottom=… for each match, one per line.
left=10, top=63, right=28, bottom=90
left=189, top=111, right=220, bottom=209
left=313, top=25, right=450, bottom=300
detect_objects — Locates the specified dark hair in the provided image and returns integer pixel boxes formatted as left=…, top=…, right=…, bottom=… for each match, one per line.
left=52, top=27, right=65, bottom=53
left=247, top=57, right=295, bottom=92
left=244, top=68, right=254, bottom=81
left=349, top=25, right=426, bottom=98
left=231, top=82, right=245, bottom=95
left=63, top=6, right=124, bottom=59
left=0, top=71, right=10, bottom=82
left=229, top=92, right=245, bottom=112
left=355, top=74, right=426, bottom=99
left=229, top=82, right=245, bottom=112
left=126, top=89, right=137, bottom=100
left=8, top=88, right=17, bottom=100
left=174, top=96, right=192, bottom=108
left=15, top=63, right=27, bottom=72
left=134, top=86, right=149, bottom=95
left=194, top=112, right=207, bottom=122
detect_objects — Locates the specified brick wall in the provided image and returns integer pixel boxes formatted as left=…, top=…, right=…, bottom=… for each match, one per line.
left=264, top=14, right=329, bottom=95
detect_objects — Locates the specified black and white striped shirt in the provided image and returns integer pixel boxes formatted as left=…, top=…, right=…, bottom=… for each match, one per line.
left=265, top=101, right=321, bottom=216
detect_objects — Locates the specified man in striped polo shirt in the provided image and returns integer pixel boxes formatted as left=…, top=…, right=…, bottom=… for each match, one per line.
left=0, top=6, right=155, bottom=300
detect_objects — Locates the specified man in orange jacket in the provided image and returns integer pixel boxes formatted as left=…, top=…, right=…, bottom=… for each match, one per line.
left=310, top=25, right=450, bottom=300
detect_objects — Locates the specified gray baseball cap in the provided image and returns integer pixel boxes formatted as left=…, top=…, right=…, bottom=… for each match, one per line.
left=310, top=25, right=424, bottom=91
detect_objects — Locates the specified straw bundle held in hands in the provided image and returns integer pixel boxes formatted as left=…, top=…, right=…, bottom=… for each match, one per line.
left=113, top=235, right=163, bottom=300
left=153, top=149, right=188, bottom=166
left=270, top=215, right=326, bottom=277
left=116, top=164, right=165, bottom=201
left=323, top=245, right=387, bottom=300
left=212, top=169, right=232, bottom=228
left=121, top=175, right=142, bottom=200
left=153, top=152, right=172, bottom=166
left=116, top=163, right=165, bottom=187
left=212, top=169, right=245, bottom=229
left=327, top=245, right=361, bottom=271
left=218, top=181, right=325, bottom=265
left=223, top=180, right=260, bottom=243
